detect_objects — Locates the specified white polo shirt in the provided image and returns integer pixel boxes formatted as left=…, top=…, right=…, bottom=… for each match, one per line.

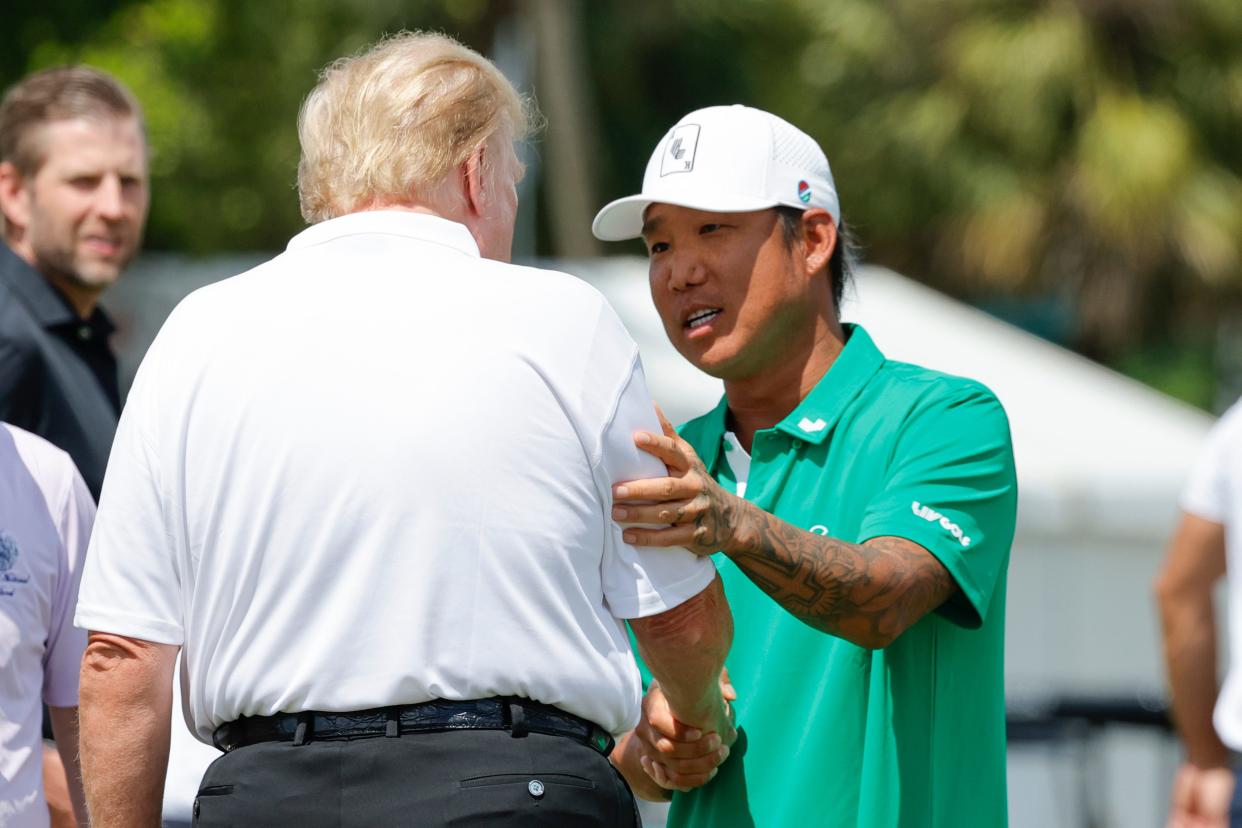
left=1, top=424, right=93, bottom=828
left=1182, top=399, right=1242, bottom=749
left=75, top=210, right=715, bottom=741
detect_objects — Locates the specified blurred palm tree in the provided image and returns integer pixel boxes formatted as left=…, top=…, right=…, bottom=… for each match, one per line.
left=762, top=0, right=1242, bottom=359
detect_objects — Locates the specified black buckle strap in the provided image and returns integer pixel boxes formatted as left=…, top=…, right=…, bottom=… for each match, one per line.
left=212, top=697, right=614, bottom=756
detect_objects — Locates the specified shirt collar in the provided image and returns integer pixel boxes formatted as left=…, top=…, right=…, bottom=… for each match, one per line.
left=0, top=241, right=115, bottom=332
left=693, top=394, right=732, bottom=475
left=773, top=323, right=885, bottom=445
left=694, top=323, right=886, bottom=463
left=286, top=210, right=481, bottom=258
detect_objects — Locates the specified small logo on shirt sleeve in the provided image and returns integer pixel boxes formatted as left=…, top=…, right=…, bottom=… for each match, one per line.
left=911, top=502, right=972, bottom=547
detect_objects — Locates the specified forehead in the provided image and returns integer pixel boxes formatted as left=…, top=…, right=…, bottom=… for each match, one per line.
left=641, top=203, right=775, bottom=236
left=32, top=116, right=147, bottom=174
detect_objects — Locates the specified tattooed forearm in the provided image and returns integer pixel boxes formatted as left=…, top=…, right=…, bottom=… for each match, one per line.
left=725, top=505, right=956, bottom=648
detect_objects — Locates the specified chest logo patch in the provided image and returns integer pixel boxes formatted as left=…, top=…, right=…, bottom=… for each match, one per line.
left=0, top=533, right=18, bottom=573
left=798, top=417, right=827, bottom=433
left=0, top=532, right=27, bottom=597
left=911, top=502, right=972, bottom=548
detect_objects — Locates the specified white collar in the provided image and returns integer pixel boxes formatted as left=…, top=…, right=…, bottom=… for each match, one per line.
left=286, top=210, right=480, bottom=258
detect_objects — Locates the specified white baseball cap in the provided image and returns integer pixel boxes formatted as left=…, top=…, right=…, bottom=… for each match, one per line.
left=591, top=104, right=840, bottom=242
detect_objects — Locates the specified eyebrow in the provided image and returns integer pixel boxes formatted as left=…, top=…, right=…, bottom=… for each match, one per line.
left=640, top=215, right=664, bottom=236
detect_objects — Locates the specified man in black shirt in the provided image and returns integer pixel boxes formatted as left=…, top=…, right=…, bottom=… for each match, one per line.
left=0, top=66, right=148, bottom=500
left=0, top=64, right=148, bottom=827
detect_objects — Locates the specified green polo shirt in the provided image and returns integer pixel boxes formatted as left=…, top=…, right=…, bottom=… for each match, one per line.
left=654, top=324, right=1017, bottom=828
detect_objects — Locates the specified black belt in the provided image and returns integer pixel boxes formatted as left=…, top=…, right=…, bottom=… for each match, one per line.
left=212, top=697, right=614, bottom=756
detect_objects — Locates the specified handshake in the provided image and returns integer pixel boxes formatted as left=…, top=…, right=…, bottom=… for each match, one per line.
left=613, top=670, right=739, bottom=801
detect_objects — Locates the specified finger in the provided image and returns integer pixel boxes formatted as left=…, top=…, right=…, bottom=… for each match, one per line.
left=634, top=430, right=691, bottom=471
left=614, top=477, right=698, bottom=504
left=720, top=667, right=737, bottom=701
left=654, top=731, right=719, bottom=757
left=659, top=763, right=720, bottom=790
left=647, top=758, right=673, bottom=789
left=612, top=500, right=699, bottom=526
left=659, top=744, right=731, bottom=777
left=621, top=525, right=704, bottom=550
left=654, top=403, right=677, bottom=439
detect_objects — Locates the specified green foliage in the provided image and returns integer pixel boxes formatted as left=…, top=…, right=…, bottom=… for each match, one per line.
left=3, top=0, right=1239, bottom=402
left=1, top=0, right=497, bottom=252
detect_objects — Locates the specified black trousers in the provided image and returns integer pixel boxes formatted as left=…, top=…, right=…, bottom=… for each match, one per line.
left=192, top=727, right=640, bottom=827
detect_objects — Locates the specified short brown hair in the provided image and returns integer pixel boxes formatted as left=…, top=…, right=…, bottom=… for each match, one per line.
left=0, top=65, right=144, bottom=176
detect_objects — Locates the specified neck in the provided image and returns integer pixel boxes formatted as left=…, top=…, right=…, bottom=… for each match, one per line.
left=724, top=317, right=847, bottom=451
left=44, top=271, right=100, bottom=319
left=5, top=233, right=98, bottom=319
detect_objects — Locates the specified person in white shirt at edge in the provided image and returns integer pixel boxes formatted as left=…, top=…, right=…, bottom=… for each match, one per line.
left=1157, top=398, right=1242, bottom=828
left=73, top=31, right=734, bottom=828
left=0, top=423, right=93, bottom=827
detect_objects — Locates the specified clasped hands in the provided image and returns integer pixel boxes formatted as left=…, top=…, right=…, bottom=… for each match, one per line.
left=612, top=408, right=743, bottom=795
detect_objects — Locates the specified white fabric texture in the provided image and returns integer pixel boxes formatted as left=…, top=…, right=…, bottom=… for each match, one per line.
left=75, top=211, right=714, bottom=741
left=1181, top=399, right=1242, bottom=749
left=0, top=424, right=93, bottom=828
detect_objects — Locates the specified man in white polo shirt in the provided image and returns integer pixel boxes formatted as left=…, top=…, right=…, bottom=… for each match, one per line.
left=74, top=32, right=734, bottom=827
left=1157, top=398, right=1242, bottom=826
left=0, top=423, right=93, bottom=827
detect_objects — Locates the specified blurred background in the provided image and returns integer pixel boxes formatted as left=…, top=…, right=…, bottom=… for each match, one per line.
left=4, top=0, right=1241, bottom=825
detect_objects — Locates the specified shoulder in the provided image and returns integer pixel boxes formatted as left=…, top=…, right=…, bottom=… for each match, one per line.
left=871, top=360, right=1008, bottom=423
left=480, top=259, right=614, bottom=311
left=0, top=423, right=78, bottom=508
left=1210, top=397, right=1242, bottom=440
left=0, top=282, right=41, bottom=349
left=481, top=259, right=637, bottom=349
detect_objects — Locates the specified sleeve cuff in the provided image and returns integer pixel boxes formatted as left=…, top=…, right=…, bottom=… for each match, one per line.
left=74, top=604, right=185, bottom=645
left=607, top=557, right=717, bottom=620
left=856, top=522, right=987, bottom=629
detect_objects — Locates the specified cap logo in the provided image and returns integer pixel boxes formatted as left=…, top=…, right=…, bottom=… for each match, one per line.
left=660, top=124, right=701, bottom=176
left=798, top=180, right=812, bottom=203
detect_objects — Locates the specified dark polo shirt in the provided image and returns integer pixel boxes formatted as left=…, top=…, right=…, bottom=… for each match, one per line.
left=0, top=242, right=121, bottom=500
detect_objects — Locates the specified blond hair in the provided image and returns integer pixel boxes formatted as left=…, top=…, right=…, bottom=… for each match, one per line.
left=297, top=31, right=532, bottom=223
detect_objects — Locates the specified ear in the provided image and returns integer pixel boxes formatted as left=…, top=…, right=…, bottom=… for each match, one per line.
left=798, top=208, right=837, bottom=279
left=461, top=143, right=487, bottom=219
left=0, top=161, right=32, bottom=234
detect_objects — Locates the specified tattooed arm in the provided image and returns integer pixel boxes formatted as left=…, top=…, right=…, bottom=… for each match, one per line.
left=612, top=414, right=956, bottom=649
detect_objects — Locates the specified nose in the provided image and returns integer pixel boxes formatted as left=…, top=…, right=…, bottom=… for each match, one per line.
left=666, top=248, right=708, bottom=293
left=94, top=175, right=125, bottom=220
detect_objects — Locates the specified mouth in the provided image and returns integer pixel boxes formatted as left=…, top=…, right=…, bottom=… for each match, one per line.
left=684, top=308, right=722, bottom=331
left=82, top=235, right=125, bottom=258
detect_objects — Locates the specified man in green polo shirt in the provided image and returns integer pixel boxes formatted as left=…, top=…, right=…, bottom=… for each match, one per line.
left=592, top=105, right=1018, bottom=827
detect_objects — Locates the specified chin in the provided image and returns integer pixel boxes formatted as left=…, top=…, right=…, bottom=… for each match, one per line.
left=676, top=343, right=736, bottom=381
left=72, top=265, right=123, bottom=290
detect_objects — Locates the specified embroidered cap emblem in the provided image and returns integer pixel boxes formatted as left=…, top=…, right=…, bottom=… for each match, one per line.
left=797, top=180, right=812, bottom=203
left=660, top=124, right=701, bottom=176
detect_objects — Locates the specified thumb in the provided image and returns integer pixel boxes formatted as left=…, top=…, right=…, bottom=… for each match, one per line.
left=720, top=667, right=737, bottom=702
left=654, top=403, right=677, bottom=439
